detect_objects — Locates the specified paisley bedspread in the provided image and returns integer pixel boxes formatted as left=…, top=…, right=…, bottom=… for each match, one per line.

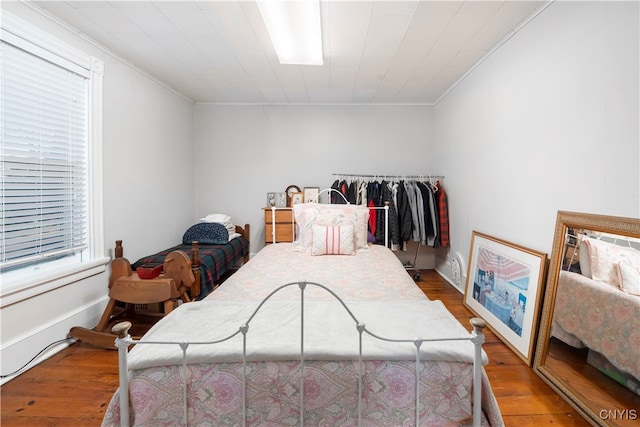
left=101, top=243, right=504, bottom=426
left=102, top=359, right=501, bottom=426
left=553, top=270, right=640, bottom=380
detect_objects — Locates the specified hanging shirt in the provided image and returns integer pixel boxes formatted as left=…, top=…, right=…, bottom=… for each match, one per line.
left=358, top=180, right=368, bottom=206
left=366, top=181, right=380, bottom=235
left=416, top=182, right=436, bottom=246
left=330, top=180, right=341, bottom=204
left=435, top=181, right=450, bottom=247
left=404, top=181, right=420, bottom=242
left=376, top=181, right=400, bottom=248
left=414, top=182, right=426, bottom=244
left=397, top=181, right=413, bottom=249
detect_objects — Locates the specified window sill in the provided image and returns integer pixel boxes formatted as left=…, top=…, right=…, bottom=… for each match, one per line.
left=0, top=257, right=110, bottom=308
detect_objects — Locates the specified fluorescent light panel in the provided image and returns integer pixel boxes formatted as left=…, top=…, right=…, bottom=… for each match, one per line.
left=257, top=0, right=323, bottom=65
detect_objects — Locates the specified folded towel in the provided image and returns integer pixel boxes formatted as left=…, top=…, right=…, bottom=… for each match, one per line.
left=207, top=213, right=231, bottom=221
left=200, top=213, right=232, bottom=223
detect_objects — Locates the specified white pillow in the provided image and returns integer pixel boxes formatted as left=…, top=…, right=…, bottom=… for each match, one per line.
left=311, top=224, right=355, bottom=256
left=614, top=257, right=640, bottom=296
left=578, top=238, right=592, bottom=278
left=583, top=237, right=640, bottom=286
left=293, top=203, right=369, bottom=253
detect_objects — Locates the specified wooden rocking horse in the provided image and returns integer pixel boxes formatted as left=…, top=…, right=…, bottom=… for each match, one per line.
left=69, top=246, right=196, bottom=349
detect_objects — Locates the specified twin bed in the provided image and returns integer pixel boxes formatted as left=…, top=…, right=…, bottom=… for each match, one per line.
left=101, top=202, right=504, bottom=426
left=120, top=221, right=250, bottom=300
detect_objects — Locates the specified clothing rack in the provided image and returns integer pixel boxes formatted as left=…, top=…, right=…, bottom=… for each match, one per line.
left=331, top=173, right=448, bottom=282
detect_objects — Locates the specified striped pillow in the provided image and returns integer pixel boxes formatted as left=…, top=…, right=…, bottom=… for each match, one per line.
left=311, top=224, right=355, bottom=256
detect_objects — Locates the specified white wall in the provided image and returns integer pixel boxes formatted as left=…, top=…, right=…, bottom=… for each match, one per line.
left=194, top=104, right=437, bottom=261
left=433, top=1, right=640, bottom=290
left=1, top=2, right=195, bottom=381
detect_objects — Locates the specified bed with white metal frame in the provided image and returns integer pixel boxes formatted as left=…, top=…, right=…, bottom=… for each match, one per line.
left=102, top=194, right=503, bottom=426
left=110, top=282, right=490, bottom=427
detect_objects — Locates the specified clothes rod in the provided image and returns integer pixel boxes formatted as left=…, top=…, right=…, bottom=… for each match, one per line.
left=332, top=173, right=444, bottom=180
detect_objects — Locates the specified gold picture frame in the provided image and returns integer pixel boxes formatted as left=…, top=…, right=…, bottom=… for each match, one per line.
left=289, top=192, right=303, bottom=207
left=463, top=231, right=547, bottom=366
left=533, top=211, right=640, bottom=426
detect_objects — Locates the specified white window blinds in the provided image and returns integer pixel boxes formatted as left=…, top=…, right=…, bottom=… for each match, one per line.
left=1, top=40, right=90, bottom=270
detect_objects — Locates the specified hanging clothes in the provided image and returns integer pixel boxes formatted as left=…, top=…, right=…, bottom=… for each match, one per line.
left=374, top=181, right=400, bottom=248
left=330, top=180, right=349, bottom=204
left=366, top=181, right=380, bottom=236
left=435, top=181, right=450, bottom=247
left=403, top=181, right=420, bottom=243
left=347, top=181, right=358, bottom=204
left=396, top=181, right=412, bottom=250
left=330, top=179, right=341, bottom=203
left=387, top=181, right=402, bottom=251
left=328, top=174, right=445, bottom=252
left=357, top=180, right=367, bottom=206
left=413, top=182, right=426, bottom=245
left=419, top=182, right=442, bottom=247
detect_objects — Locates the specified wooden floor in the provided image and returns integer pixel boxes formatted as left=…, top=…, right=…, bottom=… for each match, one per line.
left=1, top=269, right=591, bottom=426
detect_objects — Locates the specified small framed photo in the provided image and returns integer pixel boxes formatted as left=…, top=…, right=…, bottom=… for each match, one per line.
left=463, top=231, right=547, bottom=366
left=275, top=192, right=287, bottom=207
left=289, top=192, right=303, bottom=207
left=303, top=187, right=319, bottom=203
left=266, top=192, right=276, bottom=207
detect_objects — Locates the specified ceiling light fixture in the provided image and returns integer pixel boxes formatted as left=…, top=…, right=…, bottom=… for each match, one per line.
left=257, top=0, right=323, bottom=65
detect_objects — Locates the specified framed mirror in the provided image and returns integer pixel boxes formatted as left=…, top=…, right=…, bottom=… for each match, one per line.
left=533, top=211, right=640, bottom=426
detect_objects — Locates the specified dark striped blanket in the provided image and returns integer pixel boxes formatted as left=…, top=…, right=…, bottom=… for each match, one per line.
left=131, top=237, right=249, bottom=299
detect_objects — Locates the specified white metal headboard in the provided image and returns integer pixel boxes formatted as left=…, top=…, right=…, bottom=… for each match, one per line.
left=270, top=187, right=389, bottom=247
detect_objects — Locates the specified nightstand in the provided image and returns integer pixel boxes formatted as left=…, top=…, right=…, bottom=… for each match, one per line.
left=263, top=207, right=296, bottom=244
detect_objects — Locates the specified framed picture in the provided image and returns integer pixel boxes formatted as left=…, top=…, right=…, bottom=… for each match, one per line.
left=463, top=231, right=547, bottom=366
left=289, top=192, right=303, bottom=207
left=266, top=192, right=276, bottom=207
left=303, top=187, right=319, bottom=203
left=275, top=192, right=287, bottom=208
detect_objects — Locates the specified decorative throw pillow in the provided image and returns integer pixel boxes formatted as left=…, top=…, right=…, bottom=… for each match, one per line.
left=614, top=257, right=640, bottom=296
left=311, top=224, right=355, bottom=256
left=293, top=203, right=369, bottom=253
left=182, top=222, right=229, bottom=245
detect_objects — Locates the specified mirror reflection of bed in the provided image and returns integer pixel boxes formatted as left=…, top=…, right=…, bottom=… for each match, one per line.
left=534, top=212, right=640, bottom=427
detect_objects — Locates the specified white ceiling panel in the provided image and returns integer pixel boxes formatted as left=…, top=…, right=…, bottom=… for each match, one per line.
left=29, top=0, right=550, bottom=104
left=161, top=8, right=220, bottom=37
left=118, top=8, right=180, bottom=35
left=363, top=13, right=412, bottom=60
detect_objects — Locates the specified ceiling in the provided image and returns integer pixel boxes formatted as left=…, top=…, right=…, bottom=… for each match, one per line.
left=32, top=0, right=549, bottom=105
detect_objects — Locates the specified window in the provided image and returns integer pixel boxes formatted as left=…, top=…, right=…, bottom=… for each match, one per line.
left=1, top=12, right=106, bottom=305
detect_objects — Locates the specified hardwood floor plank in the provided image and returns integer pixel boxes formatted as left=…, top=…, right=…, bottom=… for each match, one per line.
left=500, top=414, right=592, bottom=426
left=1, top=269, right=589, bottom=426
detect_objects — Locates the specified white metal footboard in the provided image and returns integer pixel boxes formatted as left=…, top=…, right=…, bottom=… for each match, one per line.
left=112, top=281, right=487, bottom=427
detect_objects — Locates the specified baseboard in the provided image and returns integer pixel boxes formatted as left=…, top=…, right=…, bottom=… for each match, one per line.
left=435, top=265, right=465, bottom=294
left=0, top=296, right=108, bottom=385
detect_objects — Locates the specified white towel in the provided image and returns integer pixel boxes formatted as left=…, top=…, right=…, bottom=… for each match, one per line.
left=200, top=213, right=231, bottom=223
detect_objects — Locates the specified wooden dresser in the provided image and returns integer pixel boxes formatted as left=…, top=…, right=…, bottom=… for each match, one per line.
left=263, top=207, right=296, bottom=244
